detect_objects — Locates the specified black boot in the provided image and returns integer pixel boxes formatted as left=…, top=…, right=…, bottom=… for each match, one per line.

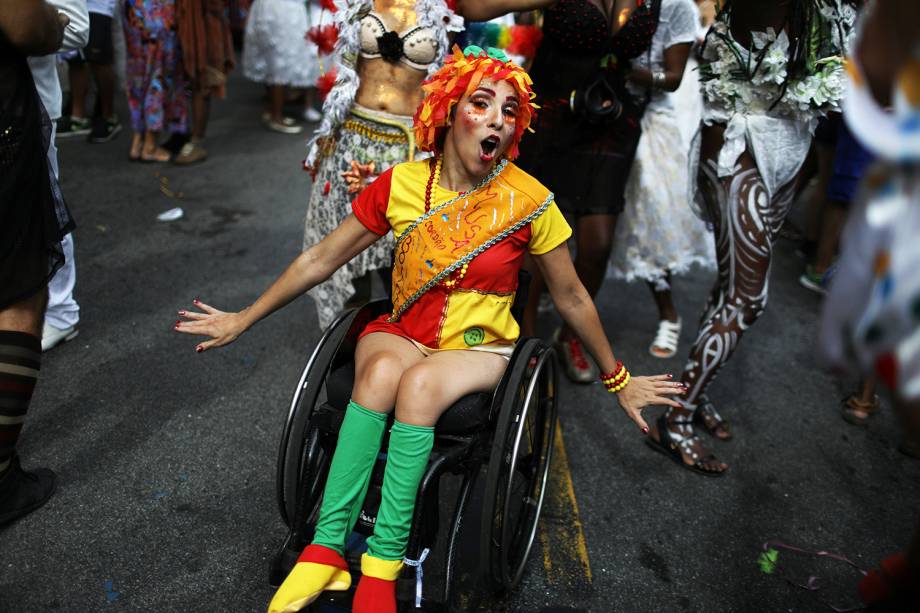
left=0, top=455, right=56, bottom=527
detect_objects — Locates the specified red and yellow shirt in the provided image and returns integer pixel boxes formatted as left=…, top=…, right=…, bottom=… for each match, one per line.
left=353, top=159, right=572, bottom=350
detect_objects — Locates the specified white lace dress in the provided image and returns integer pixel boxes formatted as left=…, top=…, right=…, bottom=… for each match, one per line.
left=242, top=0, right=326, bottom=87
left=609, top=0, right=715, bottom=289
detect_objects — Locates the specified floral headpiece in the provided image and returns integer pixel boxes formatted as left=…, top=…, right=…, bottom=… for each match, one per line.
left=414, top=45, right=537, bottom=160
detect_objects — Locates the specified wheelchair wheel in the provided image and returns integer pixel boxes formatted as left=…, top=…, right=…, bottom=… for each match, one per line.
left=480, top=339, right=559, bottom=592
left=275, top=308, right=359, bottom=527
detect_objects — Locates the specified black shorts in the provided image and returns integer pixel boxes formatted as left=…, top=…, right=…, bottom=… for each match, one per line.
left=71, top=12, right=114, bottom=65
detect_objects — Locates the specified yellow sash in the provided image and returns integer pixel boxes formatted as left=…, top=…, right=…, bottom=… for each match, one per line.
left=389, top=160, right=554, bottom=321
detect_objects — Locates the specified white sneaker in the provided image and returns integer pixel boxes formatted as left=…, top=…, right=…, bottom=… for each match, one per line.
left=261, top=113, right=299, bottom=128
left=303, top=107, right=323, bottom=122
left=41, top=322, right=78, bottom=352
left=265, top=118, right=303, bottom=134
left=649, top=318, right=681, bottom=359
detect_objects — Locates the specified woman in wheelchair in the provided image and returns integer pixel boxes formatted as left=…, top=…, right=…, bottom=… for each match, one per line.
left=176, top=45, right=686, bottom=613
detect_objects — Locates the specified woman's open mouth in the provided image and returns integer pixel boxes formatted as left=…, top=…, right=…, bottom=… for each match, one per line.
left=479, top=135, right=500, bottom=162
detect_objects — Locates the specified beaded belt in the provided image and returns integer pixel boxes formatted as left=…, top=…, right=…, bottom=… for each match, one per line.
left=346, top=106, right=417, bottom=161
left=342, top=119, right=408, bottom=145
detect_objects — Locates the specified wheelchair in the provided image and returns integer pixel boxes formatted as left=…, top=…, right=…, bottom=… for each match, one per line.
left=269, top=274, right=559, bottom=611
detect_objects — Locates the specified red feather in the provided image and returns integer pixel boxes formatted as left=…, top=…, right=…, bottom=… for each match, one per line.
left=308, top=24, right=338, bottom=55
left=316, top=69, right=338, bottom=100
left=507, top=25, right=543, bottom=59
left=320, top=0, right=337, bottom=13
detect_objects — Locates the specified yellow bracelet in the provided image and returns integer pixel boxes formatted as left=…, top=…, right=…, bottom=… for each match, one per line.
left=606, top=372, right=631, bottom=393
left=603, top=367, right=630, bottom=388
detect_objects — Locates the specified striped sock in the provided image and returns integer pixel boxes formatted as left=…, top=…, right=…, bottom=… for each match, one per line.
left=0, top=331, right=41, bottom=477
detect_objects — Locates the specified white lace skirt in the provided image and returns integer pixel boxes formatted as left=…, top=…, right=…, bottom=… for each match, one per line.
left=242, top=0, right=323, bottom=87
left=609, top=108, right=715, bottom=289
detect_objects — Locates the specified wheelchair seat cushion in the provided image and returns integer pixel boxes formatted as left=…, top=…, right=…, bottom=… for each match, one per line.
left=434, top=391, right=492, bottom=434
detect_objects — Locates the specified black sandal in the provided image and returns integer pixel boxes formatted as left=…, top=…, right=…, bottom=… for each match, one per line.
left=646, top=415, right=727, bottom=477
left=841, top=394, right=880, bottom=426
left=693, top=395, right=733, bottom=440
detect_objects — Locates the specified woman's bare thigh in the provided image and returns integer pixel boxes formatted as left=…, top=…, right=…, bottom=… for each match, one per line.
left=395, top=350, right=510, bottom=427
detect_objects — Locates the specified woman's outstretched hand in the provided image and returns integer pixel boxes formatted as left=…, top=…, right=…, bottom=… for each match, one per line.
left=615, top=375, right=687, bottom=432
left=174, top=299, right=247, bottom=353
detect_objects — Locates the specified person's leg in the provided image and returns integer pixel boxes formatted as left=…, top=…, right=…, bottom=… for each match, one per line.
left=191, top=90, right=210, bottom=141
left=43, top=124, right=80, bottom=350
left=650, top=126, right=800, bottom=473
left=268, top=333, right=424, bottom=613
left=141, top=130, right=170, bottom=161
left=173, top=90, right=211, bottom=164
left=557, top=213, right=617, bottom=381
left=570, top=213, right=617, bottom=303
left=842, top=376, right=880, bottom=425
left=123, top=6, right=148, bottom=159
left=129, top=132, right=143, bottom=160
left=647, top=272, right=682, bottom=358
left=89, top=59, right=117, bottom=120
left=648, top=272, right=677, bottom=322
left=68, top=60, right=90, bottom=121
left=139, top=37, right=172, bottom=161
left=0, top=288, right=56, bottom=526
left=78, top=12, right=121, bottom=142
left=802, top=141, right=836, bottom=250
left=800, top=145, right=839, bottom=293
left=43, top=233, right=79, bottom=349
left=813, top=200, right=847, bottom=275
left=812, top=121, right=875, bottom=283
left=353, top=349, right=508, bottom=613
left=303, top=87, right=322, bottom=121
left=263, top=85, right=302, bottom=133
left=270, top=85, right=285, bottom=124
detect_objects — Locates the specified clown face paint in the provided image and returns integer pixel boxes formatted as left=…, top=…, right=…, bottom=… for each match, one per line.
left=445, top=78, right=520, bottom=178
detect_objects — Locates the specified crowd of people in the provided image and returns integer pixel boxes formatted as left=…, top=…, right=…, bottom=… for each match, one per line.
left=2, top=0, right=919, bottom=611
left=54, top=0, right=333, bottom=161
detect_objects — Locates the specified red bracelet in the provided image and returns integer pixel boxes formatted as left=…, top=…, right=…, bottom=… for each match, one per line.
left=599, top=361, right=625, bottom=384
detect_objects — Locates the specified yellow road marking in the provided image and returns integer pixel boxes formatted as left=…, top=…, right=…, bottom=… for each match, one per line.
left=539, top=422, right=592, bottom=587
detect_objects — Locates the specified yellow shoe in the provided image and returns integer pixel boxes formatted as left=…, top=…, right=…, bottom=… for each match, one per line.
left=267, top=545, right=352, bottom=613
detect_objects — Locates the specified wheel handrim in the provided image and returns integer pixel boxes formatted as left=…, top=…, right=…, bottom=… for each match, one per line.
left=497, top=348, right=558, bottom=587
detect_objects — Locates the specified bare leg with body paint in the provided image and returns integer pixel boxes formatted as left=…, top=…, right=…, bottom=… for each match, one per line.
left=648, top=123, right=802, bottom=473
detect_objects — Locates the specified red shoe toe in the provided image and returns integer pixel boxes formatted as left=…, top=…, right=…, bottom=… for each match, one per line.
left=352, top=575, right=397, bottom=613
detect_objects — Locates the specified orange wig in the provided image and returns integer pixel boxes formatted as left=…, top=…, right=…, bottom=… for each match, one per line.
left=413, top=45, right=537, bottom=160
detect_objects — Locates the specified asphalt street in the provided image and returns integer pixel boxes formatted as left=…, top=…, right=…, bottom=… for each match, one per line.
left=1, top=72, right=918, bottom=613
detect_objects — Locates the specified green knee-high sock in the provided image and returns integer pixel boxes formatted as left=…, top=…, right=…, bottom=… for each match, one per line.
left=311, top=400, right=388, bottom=554
left=365, top=420, right=435, bottom=561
